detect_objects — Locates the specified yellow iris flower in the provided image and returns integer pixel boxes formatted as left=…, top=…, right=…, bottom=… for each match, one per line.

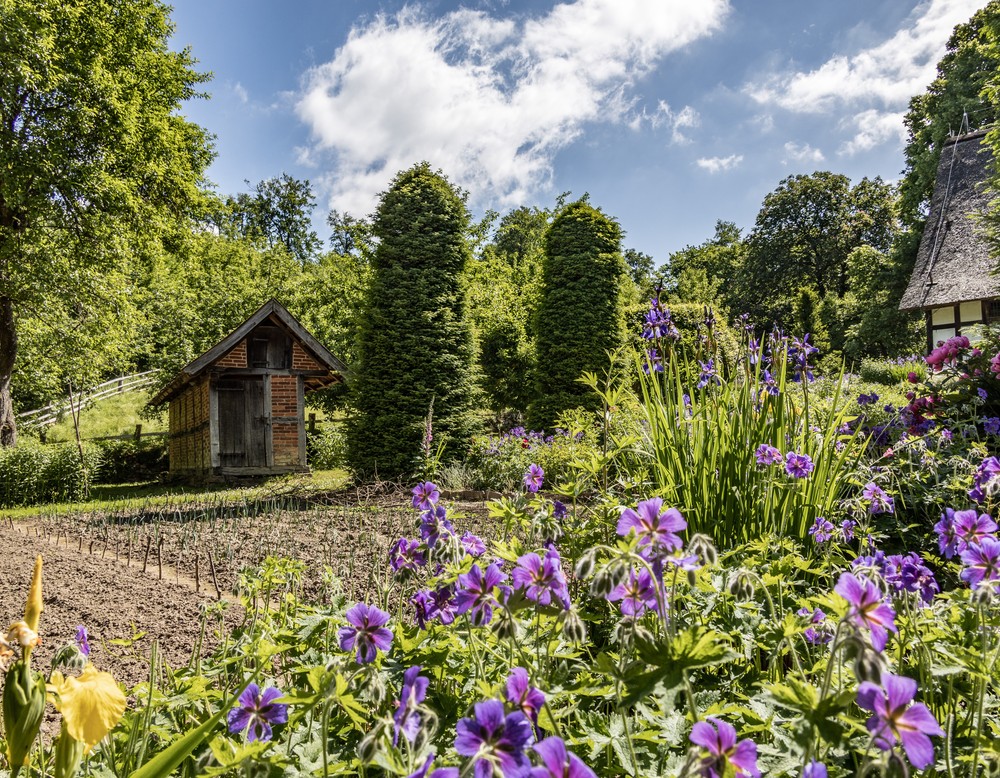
left=23, top=556, right=42, bottom=633
left=47, top=664, right=127, bottom=752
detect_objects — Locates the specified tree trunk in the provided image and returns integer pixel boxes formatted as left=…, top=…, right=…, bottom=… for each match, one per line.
left=0, top=296, right=18, bottom=447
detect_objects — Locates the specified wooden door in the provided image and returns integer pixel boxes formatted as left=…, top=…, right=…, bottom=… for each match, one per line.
left=216, top=378, right=269, bottom=468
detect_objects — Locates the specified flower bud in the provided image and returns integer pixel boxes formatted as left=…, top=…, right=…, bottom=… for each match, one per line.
left=52, top=723, right=85, bottom=778
left=561, top=609, right=587, bottom=644
left=574, top=549, right=597, bottom=580
left=413, top=709, right=439, bottom=753
left=3, top=658, right=46, bottom=775
left=491, top=610, right=518, bottom=641
left=854, top=648, right=885, bottom=686
left=687, top=534, right=718, bottom=567
left=590, top=568, right=615, bottom=599
left=51, top=644, right=88, bottom=675
left=356, top=722, right=385, bottom=765
left=971, top=586, right=996, bottom=609
left=885, top=751, right=911, bottom=778
left=727, top=570, right=754, bottom=601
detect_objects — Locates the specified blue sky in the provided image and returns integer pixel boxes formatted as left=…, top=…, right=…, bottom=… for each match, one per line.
left=169, top=0, right=989, bottom=261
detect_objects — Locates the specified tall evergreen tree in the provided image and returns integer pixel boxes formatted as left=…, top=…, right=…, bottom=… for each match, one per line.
left=528, top=200, right=626, bottom=430
left=347, top=164, right=479, bottom=479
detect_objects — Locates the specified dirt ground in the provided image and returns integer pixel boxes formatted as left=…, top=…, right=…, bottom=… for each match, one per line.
left=0, top=521, right=242, bottom=691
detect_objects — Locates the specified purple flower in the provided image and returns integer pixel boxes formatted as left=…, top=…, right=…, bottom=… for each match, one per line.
left=412, top=481, right=440, bottom=510
left=531, top=737, right=597, bottom=778
left=461, top=531, right=487, bottom=557
left=412, top=587, right=457, bottom=629
left=408, top=755, right=459, bottom=778
left=394, top=665, right=429, bottom=745
left=935, top=509, right=959, bottom=558
left=754, top=444, right=782, bottom=466
left=697, top=359, right=720, bottom=390
left=986, top=417, right=1000, bottom=436
left=840, top=519, right=856, bottom=542
left=455, top=699, right=534, bottom=778
left=454, top=563, right=507, bottom=627
left=857, top=674, right=943, bottom=769
left=970, top=456, right=1000, bottom=502
left=883, top=553, right=940, bottom=605
left=798, top=607, right=832, bottom=645
left=227, top=683, right=288, bottom=742
left=980, top=387, right=990, bottom=400
left=803, top=761, right=827, bottom=778
left=75, top=625, right=90, bottom=657
left=834, top=573, right=897, bottom=652
left=953, top=509, right=998, bottom=553
left=552, top=500, right=567, bottom=520
left=960, top=537, right=1000, bottom=589
left=420, top=506, right=455, bottom=547
left=506, top=668, right=546, bottom=724
left=784, top=451, right=814, bottom=479
left=339, top=603, right=393, bottom=664
left=512, top=548, right=570, bottom=609
left=809, top=517, right=834, bottom=544
left=862, top=482, right=894, bottom=515
left=689, top=717, right=760, bottom=778
left=390, top=538, right=426, bottom=574
left=608, top=568, right=659, bottom=617
left=524, top=464, right=544, bottom=493
left=857, top=392, right=879, bottom=407
left=617, top=498, right=686, bottom=552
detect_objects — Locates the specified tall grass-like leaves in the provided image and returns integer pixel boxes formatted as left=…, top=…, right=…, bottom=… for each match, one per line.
left=634, top=336, right=865, bottom=546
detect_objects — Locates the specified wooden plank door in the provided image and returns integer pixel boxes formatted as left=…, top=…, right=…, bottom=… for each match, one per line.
left=216, top=378, right=270, bottom=468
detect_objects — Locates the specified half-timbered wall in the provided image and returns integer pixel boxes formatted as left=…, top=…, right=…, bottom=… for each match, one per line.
left=167, top=378, right=211, bottom=473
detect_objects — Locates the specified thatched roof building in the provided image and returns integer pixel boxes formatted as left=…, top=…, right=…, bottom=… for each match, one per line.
left=900, top=129, right=1000, bottom=348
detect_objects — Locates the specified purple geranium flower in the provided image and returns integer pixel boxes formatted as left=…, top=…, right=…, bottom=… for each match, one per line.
left=455, top=699, right=534, bottom=778
left=524, top=464, right=544, bottom=493
left=339, top=603, right=393, bottom=664
left=953, top=509, right=998, bottom=553
left=531, top=737, right=597, bottom=778
left=840, top=519, right=856, bottom=542
left=935, top=509, right=959, bottom=558
left=857, top=674, right=943, bottom=769
left=617, top=498, right=686, bottom=552
left=420, top=506, right=455, bottom=547
left=608, top=568, right=659, bottom=617
left=461, top=531, right=487, bottom=557
left=689, top=717, right=760, bottom=778
left=970, top=456, right=1000, bottom=502
left=960, top=537, right=1000, bottom=589
left=862, top=482, right=894, bottom=515
left=511, top=548, right=570, bottom=609
left=390, top=538, right=426, bottom=574
left=834, top=573, right=897, bottom=652
left=506, top=667, right=546, bottom=724
left=408, top=755, right=459, bottom=778
left=798, top=607, right=832, bottom=645
left=412, top=481, right=440, bottom=510
left=803, top=762, right=827, bottom=778
left=784, top=451, right=814, bottom=479
left=754, top=444, right=783, bottom=466
left=985, top=417, right=1000, bottom=436
left=394, top=665, right=429, bottom=745
left=227, top=683, right=288, bottom=742
left=552, top=500, right=567, bottom=519
left=75, top=625, right=90, bottom=657
left=809, top=517, right=834, bottom=544
left=454, top=563, right=507, bottom=627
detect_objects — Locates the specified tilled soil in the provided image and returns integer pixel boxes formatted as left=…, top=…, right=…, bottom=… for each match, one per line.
left=0, top=522, right=242, bottom=691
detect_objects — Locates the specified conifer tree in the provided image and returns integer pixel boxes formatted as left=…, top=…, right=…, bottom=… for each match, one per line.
left=347, top=164, right=479, bottom=479
left=528, top=200, right=626, bottom=430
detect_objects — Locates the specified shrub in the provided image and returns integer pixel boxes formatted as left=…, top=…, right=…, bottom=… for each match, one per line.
left=306, top=423, right=346, bottom=471
left=858, top=355, right=927, bottom=386
left=93, top=437, right=168, bottom=484
left=0, top=442, right=100, bottom=506
left=464, top=427, right=597, bottom=492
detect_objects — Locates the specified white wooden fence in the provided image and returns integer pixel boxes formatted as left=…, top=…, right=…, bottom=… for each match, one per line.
left=16, top=370, right=160, bottom=430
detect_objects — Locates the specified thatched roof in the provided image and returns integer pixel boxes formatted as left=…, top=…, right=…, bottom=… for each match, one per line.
left=900, top=129, right=999, bottom=311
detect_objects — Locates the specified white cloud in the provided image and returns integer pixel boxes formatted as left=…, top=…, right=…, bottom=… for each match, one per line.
left=783, top=141, right=825, bottom=164
left=630, top=101, right=700, bottom=143
left=296, top=0, right=729, bottom=215
left=233, top=82, right=249, bottom=104
left=696, top=154, right=743, bottom=173
left=746, top=0, right=984, bottom=153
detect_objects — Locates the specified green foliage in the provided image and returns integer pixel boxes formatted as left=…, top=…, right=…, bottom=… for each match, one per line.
left=93, top=438, right=167, bottom=485
left=901, top=1, right=1000, bottom=226
left=306, top=422, right=346, bottom=471
left=664, top=220, right=744, bottom=310
left=464, top=427, right=598, bottom=492
left=0, top=442, right=100, bottom=506
left=858, top=356, right=927, bottom=387
left=529, top=200, right=628, bottom=429
left=0, top=0, right=213, bottom=445
left=347, top=163, right=481, bottom=479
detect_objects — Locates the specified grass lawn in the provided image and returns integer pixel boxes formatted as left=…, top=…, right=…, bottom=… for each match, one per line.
left=40, top=390, right=166, bottom=443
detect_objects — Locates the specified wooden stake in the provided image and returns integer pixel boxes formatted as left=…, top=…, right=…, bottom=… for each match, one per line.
left=142, top=537, right=152, bottom=574
left=208, top=551, right=221, bottom=600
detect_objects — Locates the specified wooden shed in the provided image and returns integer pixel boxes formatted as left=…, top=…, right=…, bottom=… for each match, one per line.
left=900, top=129, right=1000, bottom=349
left=150, top=300, right=346, bottom=478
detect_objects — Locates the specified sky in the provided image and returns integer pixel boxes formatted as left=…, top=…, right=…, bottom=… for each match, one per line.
left=168, top=0, right=991, bottom=261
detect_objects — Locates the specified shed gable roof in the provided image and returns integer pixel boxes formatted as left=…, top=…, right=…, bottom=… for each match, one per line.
left=150, top=299, right=347, bottom=406
left=900, top=129, right=1000, bottom=311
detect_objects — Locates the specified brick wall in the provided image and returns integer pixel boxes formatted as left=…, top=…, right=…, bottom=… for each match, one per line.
left=216, top=340, right=247, bottom=368
left=270, top=375, right=301, bottom=466
left=292, top=343, right=322, bottom=371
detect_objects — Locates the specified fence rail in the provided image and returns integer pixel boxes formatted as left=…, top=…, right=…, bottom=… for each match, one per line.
left=17, top=370, right=160, bottom=430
